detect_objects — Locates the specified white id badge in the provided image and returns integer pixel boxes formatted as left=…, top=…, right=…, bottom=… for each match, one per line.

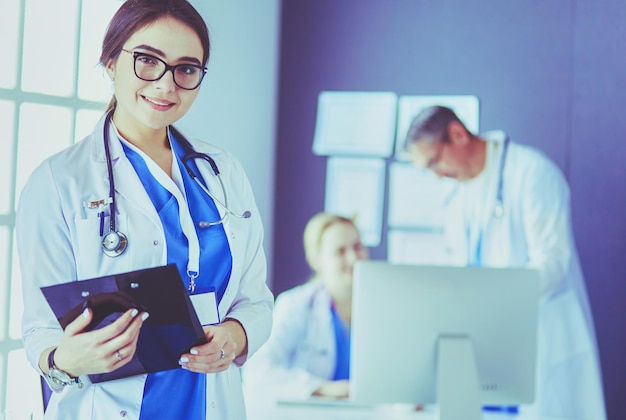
left=190, top=291, right=220, bottom=325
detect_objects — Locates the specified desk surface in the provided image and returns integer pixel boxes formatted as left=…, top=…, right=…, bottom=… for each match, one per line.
left=245, top=399, right=528, bottom=420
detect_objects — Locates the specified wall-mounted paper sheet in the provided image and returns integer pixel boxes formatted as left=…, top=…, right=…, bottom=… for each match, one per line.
left=324, top=157, right=386, bottom=246
left=387, top=229, right=450, bottom=266
left=395, top=95, right=480, bottom=160
left=388, top=162, right=457, bottom=229
left=312, top=91, right=398, bottom=157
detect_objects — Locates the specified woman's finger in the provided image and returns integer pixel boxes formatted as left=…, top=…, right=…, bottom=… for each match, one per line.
left=91, top=309, right=147, bottom=343
left=63, top=306, right=93, bottom=336
left=98, top=311, right=149, bottom=355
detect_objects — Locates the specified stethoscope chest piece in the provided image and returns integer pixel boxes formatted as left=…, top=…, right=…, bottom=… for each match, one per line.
left=102, top=231, right=128, bottom=257
left=493, top=202, right=504, bottom=218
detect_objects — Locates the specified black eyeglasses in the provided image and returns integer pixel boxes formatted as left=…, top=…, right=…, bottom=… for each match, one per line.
left=122, top=49, right=207, bottom=90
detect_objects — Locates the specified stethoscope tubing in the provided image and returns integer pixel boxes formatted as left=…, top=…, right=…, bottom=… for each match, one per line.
left=103, top=111, right=118, bottom=233
left=494, top=135, right=510, bottom=216
left=100, top=110, right=249, bottom=258
left=467, top=135, right=510, bottom=265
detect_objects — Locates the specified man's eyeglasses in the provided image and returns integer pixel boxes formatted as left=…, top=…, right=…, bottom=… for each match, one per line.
left=122, top=49, right=207, bottom=90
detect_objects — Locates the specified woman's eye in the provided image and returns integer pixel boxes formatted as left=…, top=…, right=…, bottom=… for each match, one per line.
left=137, top=55, right=157, bottom=66
left=177, top=65, right=198, bottom=76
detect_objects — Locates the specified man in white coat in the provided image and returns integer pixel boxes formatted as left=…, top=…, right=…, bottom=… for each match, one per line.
left=404, top=105, right=606, bottom=420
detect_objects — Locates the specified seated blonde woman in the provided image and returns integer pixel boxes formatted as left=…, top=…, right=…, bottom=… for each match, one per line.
left=243, top=212, right=368, bottom=404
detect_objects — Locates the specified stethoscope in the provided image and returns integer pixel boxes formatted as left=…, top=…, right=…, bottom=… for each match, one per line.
left=493, top=134, right=510, bottom=218
left=101, top=111, right=251, bottom=258
left=466, top=134, right=510, bottom=265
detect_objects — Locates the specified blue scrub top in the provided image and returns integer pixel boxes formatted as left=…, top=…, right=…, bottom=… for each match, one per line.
left=330, top=303, right=350, bottom=381
left=121, top=132, right=232, bottom=419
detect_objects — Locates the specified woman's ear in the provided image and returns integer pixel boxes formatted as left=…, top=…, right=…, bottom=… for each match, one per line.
left=105, top=58, right=116, bottom=80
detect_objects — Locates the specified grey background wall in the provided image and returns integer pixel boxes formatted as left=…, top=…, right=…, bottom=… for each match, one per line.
left=272, top=0, right=626, bottom=417
left=180, top=0, right=281, bottom=284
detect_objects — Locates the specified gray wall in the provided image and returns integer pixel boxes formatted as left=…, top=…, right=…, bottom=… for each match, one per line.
left=272, top=0, right=626, bottom=417
left=180, top=0, right=281, bottom=286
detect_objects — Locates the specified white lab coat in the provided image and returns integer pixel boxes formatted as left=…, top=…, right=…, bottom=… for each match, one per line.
left=443, top=131, right=606, bottom=419
left=15, top=115, right=274, bottom=420
left=242, top=281, right=337, bottom=407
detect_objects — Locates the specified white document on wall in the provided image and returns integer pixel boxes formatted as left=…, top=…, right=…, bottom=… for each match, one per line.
left=324, top=157, right=386, bottom=246
left=394, top=95, right=480, bottom=160
left=312, top=91, right=398, bottom=157
left=387, top=229, right=450, bottom=266
left=388, top=162, right=457, bottom=229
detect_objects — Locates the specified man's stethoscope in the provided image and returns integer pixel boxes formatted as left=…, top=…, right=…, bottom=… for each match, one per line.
left=465, top=134, right=510, bottom=266
left=100, top=111, right=251, bottom=258
left=493, top=134, right=510, bottom=218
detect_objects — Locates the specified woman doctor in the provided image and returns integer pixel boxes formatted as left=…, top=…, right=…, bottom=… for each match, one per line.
left=15, top=1, right=273, bottom=419
left=243, top=212, right=368, bottom=409
left=404, top=105, right=606, bottom=419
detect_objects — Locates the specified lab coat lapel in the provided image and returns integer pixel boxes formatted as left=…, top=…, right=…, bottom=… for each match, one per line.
left=96, top=121, right=162, bottom=227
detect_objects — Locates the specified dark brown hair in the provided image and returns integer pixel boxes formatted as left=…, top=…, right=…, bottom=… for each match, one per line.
left=99, top=0, right=211, bottom=112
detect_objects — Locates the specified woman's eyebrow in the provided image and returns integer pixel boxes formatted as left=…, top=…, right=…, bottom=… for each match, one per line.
left=130, top=44, right=202, bottom=65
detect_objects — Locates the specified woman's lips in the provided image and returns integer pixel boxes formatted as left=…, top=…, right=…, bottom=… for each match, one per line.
left=143, top=95, right=174, bottom=110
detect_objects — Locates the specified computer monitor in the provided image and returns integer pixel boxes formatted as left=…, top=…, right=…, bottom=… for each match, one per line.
left=349, top=261, right=539, bottom=419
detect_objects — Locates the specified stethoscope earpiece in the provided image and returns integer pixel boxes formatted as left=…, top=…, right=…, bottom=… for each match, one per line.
left=102, top=231, right=128, bottom=257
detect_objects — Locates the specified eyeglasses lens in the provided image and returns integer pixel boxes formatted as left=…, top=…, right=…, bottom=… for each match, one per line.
left=133, top=53, right=203, bottom=90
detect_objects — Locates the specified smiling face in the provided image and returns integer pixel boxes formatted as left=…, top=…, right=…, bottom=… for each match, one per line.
left=312, top=221, right=369, bottom=293
left=106, top=16, right=204, bottom=142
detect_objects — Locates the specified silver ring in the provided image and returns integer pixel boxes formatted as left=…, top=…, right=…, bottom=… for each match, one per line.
left=115, top=351, right=123, bottom=361
left=219, top=348, right=226, bottom=359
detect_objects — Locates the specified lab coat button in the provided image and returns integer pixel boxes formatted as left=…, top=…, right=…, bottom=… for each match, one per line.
left=119, top=410, right=127, bottom=417
left=211, top=401, right=216, bottom=408
left=153, top=240, right=158, bottom=246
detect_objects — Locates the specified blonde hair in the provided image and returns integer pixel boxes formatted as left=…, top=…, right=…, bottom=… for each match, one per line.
left=303, top=212, right=357, bottom=270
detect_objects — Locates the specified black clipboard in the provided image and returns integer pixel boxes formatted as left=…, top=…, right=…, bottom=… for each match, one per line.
left=40, top=264, right=207, bottom=383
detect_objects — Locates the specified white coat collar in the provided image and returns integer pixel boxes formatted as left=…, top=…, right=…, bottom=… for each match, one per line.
left=481, top=129, right=508, bottom=144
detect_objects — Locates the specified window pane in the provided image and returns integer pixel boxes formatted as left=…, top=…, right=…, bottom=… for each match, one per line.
left=0, top=227, right=8, bottom=341
left=6, top=349, right=44, bottom=420
left=9, top=236, right=22, bottom=340
left=78, top=0, right=123, bottom=102
left=0, top=101, right=16, bottom=215
left=75, top=108, right=105, bottom=143
left=0, top=353, right=3, bottom=417
left=22, top=0, right=79, bottom=96
left=15, top=104, right=73, bottom=204
left=0, top=0, right=20, bottom=89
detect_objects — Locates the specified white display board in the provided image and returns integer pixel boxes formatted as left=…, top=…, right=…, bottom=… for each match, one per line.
left=312, top=91, right=398, bottom=157
left=324, top=157, right=386, bottom=246
left=387, top=162, right=457, bottom=229
left=387, top=229, right=451, bottom=265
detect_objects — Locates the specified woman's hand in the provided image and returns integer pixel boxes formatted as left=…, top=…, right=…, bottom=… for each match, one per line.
left=40, top=307, right=149, bottom=378
left=178, top=319, right=247, bottom=373
left=312, top=380, right=350, bottom=398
